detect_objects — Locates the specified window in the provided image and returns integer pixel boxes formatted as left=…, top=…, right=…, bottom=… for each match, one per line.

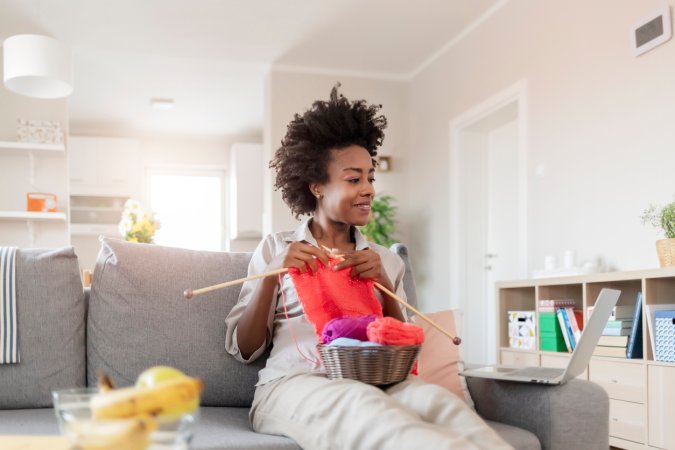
left=148, top=168, right=225, bottom=251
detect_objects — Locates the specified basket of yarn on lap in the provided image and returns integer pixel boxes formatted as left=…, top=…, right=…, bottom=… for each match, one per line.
left=288, top=257, right=424, bottom=386
left=318, top=315, right=423, bottom=385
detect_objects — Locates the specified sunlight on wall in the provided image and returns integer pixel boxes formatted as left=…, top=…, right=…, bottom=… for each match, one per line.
left=150, top=173, right=224, bottom=251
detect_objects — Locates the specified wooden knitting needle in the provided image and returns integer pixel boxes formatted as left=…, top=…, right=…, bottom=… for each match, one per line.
left=373, top=281, right=461, bottom=345
left=183, top=249, right=461, bottom=345
left=183, top=268, right=288, bottom=299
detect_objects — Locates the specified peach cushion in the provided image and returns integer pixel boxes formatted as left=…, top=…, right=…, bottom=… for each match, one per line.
left=413, top=309, right=474, bottom=408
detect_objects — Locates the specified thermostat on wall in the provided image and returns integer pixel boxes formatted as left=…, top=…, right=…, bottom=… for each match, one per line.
left=631, top=7, right=672, bottom=56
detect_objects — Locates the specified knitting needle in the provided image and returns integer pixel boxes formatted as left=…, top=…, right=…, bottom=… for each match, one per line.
left=373, top=281, right=461, bottom=345
left=320, top=245, right=461, bottom=345
left=183, top=268, right=288, bottom=299
left=183, top=250, right=461, bottom=345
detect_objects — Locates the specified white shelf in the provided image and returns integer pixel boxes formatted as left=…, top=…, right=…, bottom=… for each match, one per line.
left=0, top=141, right=65, bottom=154
left=70, top=223, right=119, bottom=236
left=70, top=206, right=123, bottom=212
left=0, top=211, right=67, bottom=221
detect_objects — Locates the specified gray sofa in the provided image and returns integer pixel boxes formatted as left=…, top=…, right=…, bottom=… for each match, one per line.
left=0, top=239, right=609, bottom=449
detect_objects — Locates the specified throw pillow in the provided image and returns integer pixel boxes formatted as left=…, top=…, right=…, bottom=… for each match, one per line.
left=413, top=309, right=474, bottom=408
left=0, top=247, right=86, bottom=408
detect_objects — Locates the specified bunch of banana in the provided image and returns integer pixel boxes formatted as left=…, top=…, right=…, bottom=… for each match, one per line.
left=91, top=375, right=203, bottom=420
left=65, top=414, right=156, bottom=450
left=65, top=368, right=202, bottom=450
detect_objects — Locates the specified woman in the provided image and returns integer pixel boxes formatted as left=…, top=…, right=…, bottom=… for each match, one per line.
left=225, top=85, right=512, bottom=450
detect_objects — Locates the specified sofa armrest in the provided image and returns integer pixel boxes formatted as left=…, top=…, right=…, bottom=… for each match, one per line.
left=466, top=377, right=608, bottom=450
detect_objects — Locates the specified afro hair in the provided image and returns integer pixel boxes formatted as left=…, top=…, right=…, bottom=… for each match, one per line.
left=270, top=84, right=387, bottom=218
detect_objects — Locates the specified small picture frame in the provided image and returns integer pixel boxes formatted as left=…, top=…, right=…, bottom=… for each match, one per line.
left=377, top=156, right=391, bottom=172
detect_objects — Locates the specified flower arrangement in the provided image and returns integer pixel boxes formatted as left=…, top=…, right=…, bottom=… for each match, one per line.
left=118, top=199, right=161, bottom=243
left=641, top=195, right=675, bottom=239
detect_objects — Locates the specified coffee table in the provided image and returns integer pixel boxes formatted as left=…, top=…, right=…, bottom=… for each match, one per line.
left=0, top=435, right=69, bottom=450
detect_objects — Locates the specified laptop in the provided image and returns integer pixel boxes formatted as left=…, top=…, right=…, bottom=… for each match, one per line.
left=461, top=288, right=621, bottom=385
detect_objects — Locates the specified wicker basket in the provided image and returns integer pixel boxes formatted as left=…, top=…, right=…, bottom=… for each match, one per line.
left=317, top=344, right=420, bottom=386
left=656, top=238, right=675, bottom=267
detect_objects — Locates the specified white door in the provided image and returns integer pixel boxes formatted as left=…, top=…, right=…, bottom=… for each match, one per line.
left=451, top=88, right=527, bottom=366
left=486, top=120, right=521, bottom=363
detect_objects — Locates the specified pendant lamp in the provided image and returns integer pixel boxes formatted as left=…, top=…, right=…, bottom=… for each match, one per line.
left=3, top=34, right=73, bottom=99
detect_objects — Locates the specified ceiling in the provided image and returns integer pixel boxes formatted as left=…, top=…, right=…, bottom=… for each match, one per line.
left=1, top=0, right=502, bottom=137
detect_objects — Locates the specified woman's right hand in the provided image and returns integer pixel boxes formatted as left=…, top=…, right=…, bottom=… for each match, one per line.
left=268, top=242, right=330, bottom=274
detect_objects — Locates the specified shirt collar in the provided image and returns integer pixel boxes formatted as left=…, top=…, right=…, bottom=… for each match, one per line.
left=286, top=218, right=370, bottom=251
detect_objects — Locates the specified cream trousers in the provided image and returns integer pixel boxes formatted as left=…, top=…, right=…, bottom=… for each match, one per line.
left=250, top=373, right=514, bottom=450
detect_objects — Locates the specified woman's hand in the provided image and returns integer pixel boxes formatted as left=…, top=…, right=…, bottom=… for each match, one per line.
left=333, top=249, right=404, bottom=321
left=332, top=249, right=390, bottom=286
left=268, top=242, right=330, bottom=274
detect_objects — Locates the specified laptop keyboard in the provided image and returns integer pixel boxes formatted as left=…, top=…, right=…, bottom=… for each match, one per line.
left=506, top=367, right=564, bottom=380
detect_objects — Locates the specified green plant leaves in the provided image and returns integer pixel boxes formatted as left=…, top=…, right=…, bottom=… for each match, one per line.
left=359, top=194, right=397, bottom=246
left=642, top=196, right=675, bottom=239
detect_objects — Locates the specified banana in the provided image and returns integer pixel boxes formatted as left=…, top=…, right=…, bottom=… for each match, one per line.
left=66, top=414, right=156, bottom=450
left=97, top=371, right=116, bottom=393
left=91, top=377, right=203, bottom=420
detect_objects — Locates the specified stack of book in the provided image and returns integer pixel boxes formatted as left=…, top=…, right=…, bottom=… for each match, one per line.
left=591, top=292, right=643, bottom=358
left=539, top=299, right=581, bottom=352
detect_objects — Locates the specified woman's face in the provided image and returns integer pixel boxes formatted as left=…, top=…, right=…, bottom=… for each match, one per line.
left=315, top=144, right=375, bottom=227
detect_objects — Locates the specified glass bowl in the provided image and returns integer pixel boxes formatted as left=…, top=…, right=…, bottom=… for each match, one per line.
left=52, top=387, right=198, bottom=450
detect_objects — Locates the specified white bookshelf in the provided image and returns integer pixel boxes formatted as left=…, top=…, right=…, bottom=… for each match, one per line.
left=0, top=141, right=65, bottom=154
left=0, top=211, right=67, bottom=221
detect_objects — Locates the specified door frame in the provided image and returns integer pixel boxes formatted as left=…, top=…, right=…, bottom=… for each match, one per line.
left=448, top=80, right=529, bottom=358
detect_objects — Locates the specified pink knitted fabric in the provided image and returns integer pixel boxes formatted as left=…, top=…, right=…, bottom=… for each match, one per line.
left=288, top=258, right=383, bottom=341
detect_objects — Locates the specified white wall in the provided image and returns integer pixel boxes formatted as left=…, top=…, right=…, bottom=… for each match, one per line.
left=67, top=133, right=261, bottom=269
left=408, top=0, right=675, bottom=312
left=0, top=40, right=70, bottom=248
left=265, top=70, right=410, bottom=242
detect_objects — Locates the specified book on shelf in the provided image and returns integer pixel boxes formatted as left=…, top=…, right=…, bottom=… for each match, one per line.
left=593, top=345, right=629, bottom=358
left=601, top=327, right=632, bottom=336
left=564, top=307, right=582, bottom=343
left=539, top=299, right=576, bottom=312
left=645, top=303, right=675, bottom=356
left=588, top=304, right=634, bottom=320
left=626, top=292, right=643, bottom=359
left=611, top=304, right=636, bottom=320
left=598, top=335, right=629, bottom=347
left=556, top=308, right=573, bottom=352
left=604, top=319, right=633, bottom=328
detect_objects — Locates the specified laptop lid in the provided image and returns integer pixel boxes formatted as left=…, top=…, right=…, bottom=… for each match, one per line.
left=561, top=288, right=621, bottom=382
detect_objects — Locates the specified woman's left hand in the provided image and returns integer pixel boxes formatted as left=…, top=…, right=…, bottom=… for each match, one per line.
left=333, top=249, right=403, bottom=320
left=332, top=249, right=390, bottom=287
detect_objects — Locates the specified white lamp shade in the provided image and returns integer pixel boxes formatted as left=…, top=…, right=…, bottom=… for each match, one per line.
left=3, top=34, right=73, bottom=99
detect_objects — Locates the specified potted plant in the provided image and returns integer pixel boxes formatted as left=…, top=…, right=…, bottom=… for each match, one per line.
left=359, top=194, right=397, bottom=247
left=641, top=195, right=675, bottom=267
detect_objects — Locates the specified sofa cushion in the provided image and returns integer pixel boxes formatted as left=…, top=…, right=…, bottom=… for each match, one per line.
left=413, top=309, right=474, bottom=408
left=485, top=420, right=541, bottom=450
left=0, top=247, right=86, bottom=409
left=87, top=238, right=266, bottom=407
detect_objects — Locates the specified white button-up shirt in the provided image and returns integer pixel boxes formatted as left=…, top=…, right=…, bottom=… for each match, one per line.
left=224, top=219, right=408, bottom=386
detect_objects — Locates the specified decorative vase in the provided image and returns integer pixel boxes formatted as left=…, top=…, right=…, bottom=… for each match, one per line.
left=656, top=238, right=675, bottom=267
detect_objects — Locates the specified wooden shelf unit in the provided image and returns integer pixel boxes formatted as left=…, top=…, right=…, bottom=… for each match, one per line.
left=497, top=267, right=675, bottom=450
